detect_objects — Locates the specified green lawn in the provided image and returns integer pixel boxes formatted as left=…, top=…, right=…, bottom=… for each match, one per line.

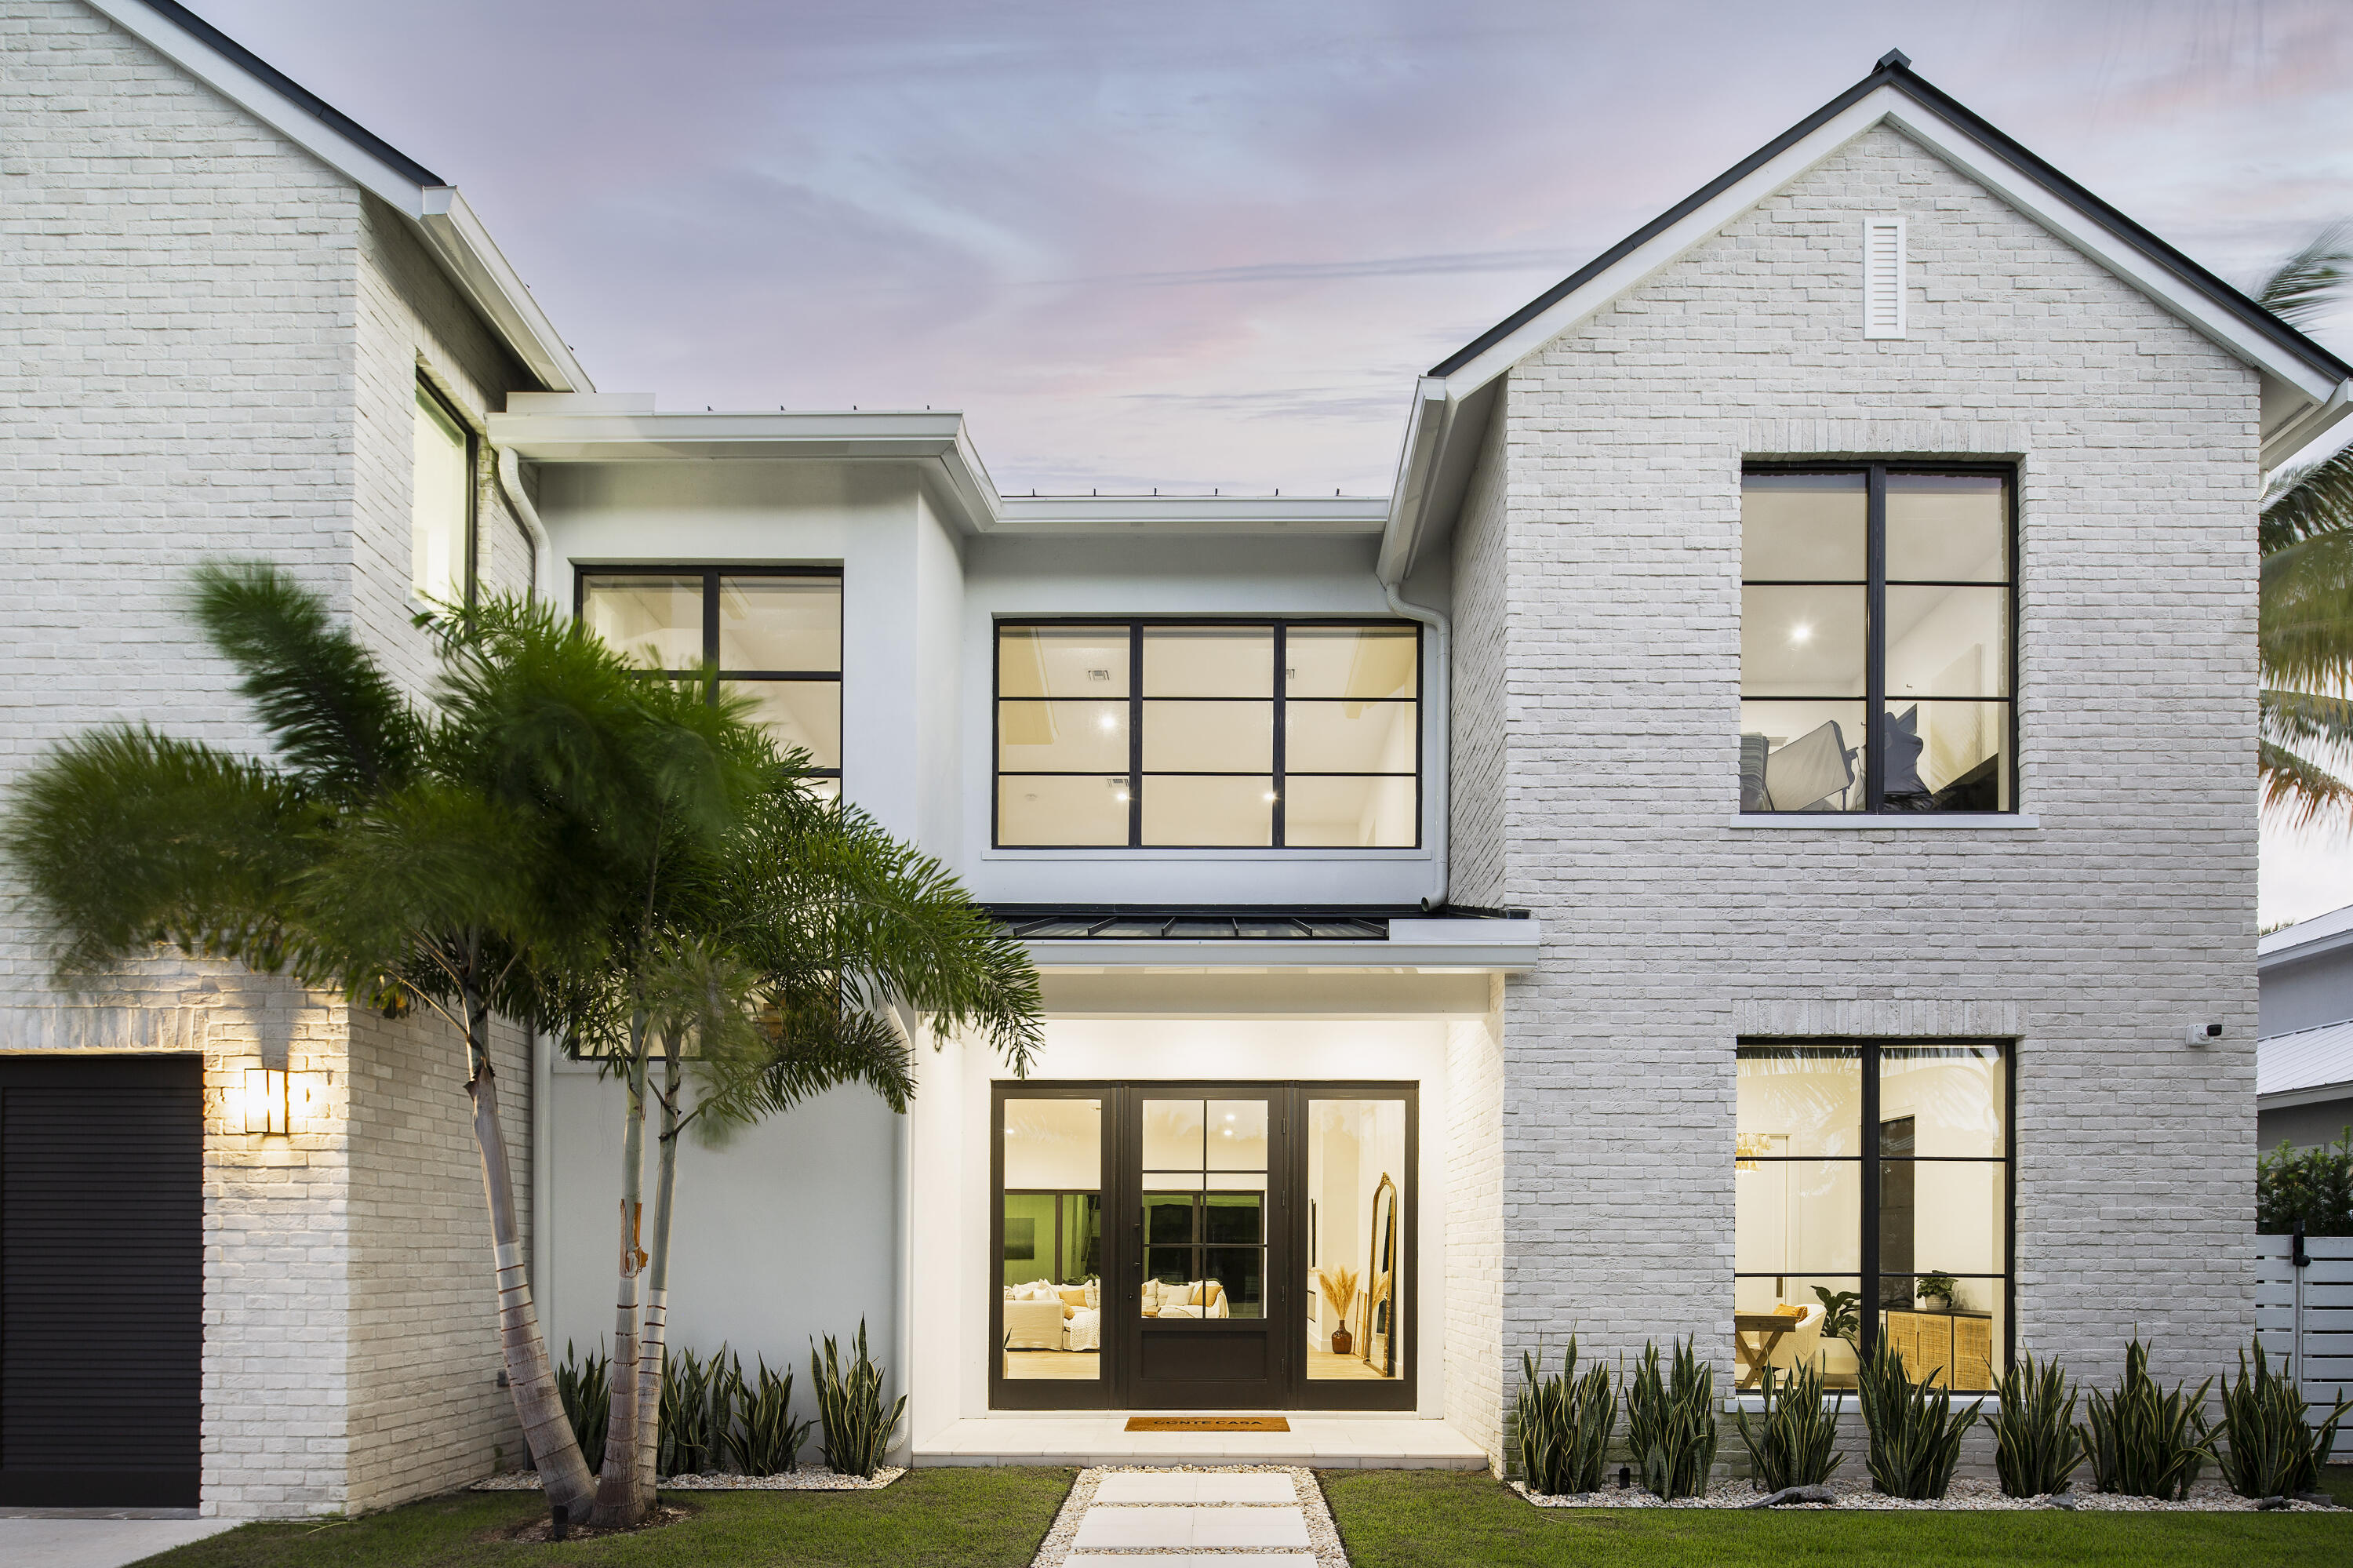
left=130, top=1470, right=1075, bottom=1568
left=1320, top=1468, right=2353, bottom=1568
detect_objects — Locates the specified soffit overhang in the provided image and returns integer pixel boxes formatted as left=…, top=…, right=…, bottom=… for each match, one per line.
left=487, top=403, right=1395, bottom=539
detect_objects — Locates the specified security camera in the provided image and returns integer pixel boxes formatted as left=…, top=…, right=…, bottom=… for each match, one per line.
left=2184, top=1022, right=2222, bottom=1046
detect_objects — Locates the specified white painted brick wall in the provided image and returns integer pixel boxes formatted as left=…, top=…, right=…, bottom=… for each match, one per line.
left=1464, top=126, right=2261, bottom=1437
left=1442, top=982, right=1506, bottom=1468
left=0, top=0, right=543, bottom=1515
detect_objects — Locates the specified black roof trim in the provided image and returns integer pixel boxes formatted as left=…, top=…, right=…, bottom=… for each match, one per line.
left=986, top=902, right=1529, bottom=943
left=1426, top=53, right=2351, bottom=385
left=132, top=0, right=446, bottom=190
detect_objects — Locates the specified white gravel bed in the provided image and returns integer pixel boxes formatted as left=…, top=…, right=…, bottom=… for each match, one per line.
left=1027, top=1464, right=1345, bottom=1567
left=1513, top=1475, right=2338, bottom=1512
left=469, top=1464, right=904, bottom=1493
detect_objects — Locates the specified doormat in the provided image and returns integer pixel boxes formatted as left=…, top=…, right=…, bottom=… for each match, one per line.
left=1123, top=1416, right=1291, bottom=1432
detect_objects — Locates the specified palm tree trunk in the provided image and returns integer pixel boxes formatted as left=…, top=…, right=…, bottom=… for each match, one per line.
left=591, top=1040, right=649, bottom=1528
left=632, top=1042, right=683, bottom=1511
left=464, top=995, right=595, bottom=1521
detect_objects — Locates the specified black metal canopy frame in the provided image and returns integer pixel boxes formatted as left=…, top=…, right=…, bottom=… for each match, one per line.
left=984, top=904, right=1528, bottom=942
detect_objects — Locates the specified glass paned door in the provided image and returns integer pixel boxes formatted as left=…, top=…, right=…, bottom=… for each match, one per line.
left=1127, top=1093, right=1287, bottom=1409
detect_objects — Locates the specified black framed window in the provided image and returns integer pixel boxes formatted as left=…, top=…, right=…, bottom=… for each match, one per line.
left=1734, top=1039, right=2011, bottom=1394
left=411, top=380, right=475, bottom=607
left=575, top=568, right=842, bottom=792
left=994, top=619, right=1420, bottom=848
left=1740, top=464, right=2013, bottom=813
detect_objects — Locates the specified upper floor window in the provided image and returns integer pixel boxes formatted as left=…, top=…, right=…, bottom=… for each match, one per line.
left=412, top=380, right=473, bottom=604
left=1740, top=465, right=2013, bottom=813
left=576, top=568, right=842, bottom=792
left=995, top=620, right=1420, bottom=849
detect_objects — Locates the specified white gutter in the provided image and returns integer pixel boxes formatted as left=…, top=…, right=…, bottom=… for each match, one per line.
left=1378, top=379, right=1457, bottom=911
left=494, top=446, right=556, bottom=603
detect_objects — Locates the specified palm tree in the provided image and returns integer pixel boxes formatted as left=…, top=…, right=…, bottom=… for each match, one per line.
left=2, top=566, right=1042, bottom=1530
left=2257, top=227, right=2353, bottom=824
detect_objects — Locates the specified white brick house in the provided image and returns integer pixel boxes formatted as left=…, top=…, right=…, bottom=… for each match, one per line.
left=2, top=7, right=2346, bottom=1515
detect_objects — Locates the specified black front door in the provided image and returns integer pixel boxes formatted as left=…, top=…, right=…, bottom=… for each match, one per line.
left=991, top=1080, right=1418, bottom=1413
left=1122, top=1090, right=1288, bottom=1408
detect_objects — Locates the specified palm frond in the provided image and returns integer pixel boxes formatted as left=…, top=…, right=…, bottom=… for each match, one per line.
left=189, top=561, right=421, bottom=799
left=2260, top=738, right=2353, bottom=829
left=2256, top=224, right=2352, bottom=332
left=2, top=726, right=318, bottom=980
left=2261, top=446, right=2353, bottom=556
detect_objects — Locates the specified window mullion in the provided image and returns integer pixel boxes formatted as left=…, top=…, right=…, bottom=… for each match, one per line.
left=1864, top=466, right=1888, bottom=810
left=1860, top=1042, right=1881, bottom=1367
left=1271, top=623, right=1287, bottom=848
left=703, top=570, right=722, bottom=704
left=1129, top=624, right=1144, bottom=849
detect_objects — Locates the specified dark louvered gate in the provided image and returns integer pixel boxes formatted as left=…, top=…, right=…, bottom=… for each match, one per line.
left=0, top=1056, right=203, bottom=1507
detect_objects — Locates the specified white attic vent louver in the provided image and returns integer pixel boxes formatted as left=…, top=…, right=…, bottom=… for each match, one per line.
left=1864, top=217, right=1906, bottom=339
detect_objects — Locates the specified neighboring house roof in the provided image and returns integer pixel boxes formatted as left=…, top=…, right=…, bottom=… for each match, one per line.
left=2261, top=902, right=2353, bottom=969
left=1379, top=49, right=2353, bottom=584
left=86, top=0, right=589, bottom=393
left=2258, top=1018, right=2353, bottom=1109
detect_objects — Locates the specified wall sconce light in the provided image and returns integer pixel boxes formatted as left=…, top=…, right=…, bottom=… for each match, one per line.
left=242, top=1068, right=311, bottom=1135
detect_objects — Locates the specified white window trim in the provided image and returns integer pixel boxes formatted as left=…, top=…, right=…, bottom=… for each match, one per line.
left=1863, top=216, right=1907, bottom=340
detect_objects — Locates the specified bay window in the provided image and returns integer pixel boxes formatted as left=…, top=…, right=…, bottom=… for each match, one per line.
left=995, top=620, right=1420, bottom=848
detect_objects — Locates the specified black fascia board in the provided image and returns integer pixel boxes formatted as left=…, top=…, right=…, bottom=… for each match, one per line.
left=1427, top=54, right=2352, bottom=386
left=136, top=0, right=447, bottom=190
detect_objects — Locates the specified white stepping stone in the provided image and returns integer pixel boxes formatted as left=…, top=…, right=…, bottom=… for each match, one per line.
left=1066, top=1556, right=1316, bottom=1567
left=1092, top=1471, right=1297, bottom=1504
left=1071, top=1503, right=1311, bottom=1551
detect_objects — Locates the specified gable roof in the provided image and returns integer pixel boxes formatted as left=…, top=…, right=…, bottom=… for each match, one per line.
left=1380, top=51, right=2353, bottom=583
left=85, top=0, right=590, bottom=394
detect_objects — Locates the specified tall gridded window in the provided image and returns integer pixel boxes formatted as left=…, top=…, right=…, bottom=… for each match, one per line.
left=577, top=569, right=842, bottom=793
left=994, top=620, right=1420, bottom=848
left=1740, top=466, right=2013, bottom=813
left=412, top=381, right=472, bottom=605
left=1734, top=1041, right=2009, bottom=1394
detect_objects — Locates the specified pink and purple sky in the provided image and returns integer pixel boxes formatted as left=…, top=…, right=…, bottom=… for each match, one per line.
left=189, top=0, right=2353, bottom=922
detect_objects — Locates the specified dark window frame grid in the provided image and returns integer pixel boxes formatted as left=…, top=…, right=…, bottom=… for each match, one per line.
left=992, top=616, right=1424, bottom=849
left=1143, top=1098, right=1271, bottom=1320
left=414, top=377, right=478, bottom=611
left=1733, top=1037, right=2016, bottom=1394
left=572, top=565, right=844, bottom=783
left=1740, top=461, right=2018, bottom=814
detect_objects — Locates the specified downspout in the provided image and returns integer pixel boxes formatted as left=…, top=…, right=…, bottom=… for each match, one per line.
left=1381, top=379, right=1453, bottom=911
left=495, top=446, right=557, bottom=603
left=1383, top=575, right=1451, bottom=911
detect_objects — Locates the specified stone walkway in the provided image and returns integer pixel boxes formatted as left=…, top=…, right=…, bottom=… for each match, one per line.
left=1035, top=1465, right=1344, bottom=1566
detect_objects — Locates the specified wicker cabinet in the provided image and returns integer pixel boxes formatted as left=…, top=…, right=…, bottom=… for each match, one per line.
left=1882, top=1309, right=1993, bottom=1390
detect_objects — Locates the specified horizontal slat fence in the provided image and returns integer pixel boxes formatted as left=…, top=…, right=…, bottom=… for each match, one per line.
left=2255, top=1234, right=2353, bottom=1446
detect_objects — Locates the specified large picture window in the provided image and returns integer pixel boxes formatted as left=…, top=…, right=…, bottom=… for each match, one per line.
left=995, top=620, right=1420, bottom=848
left=576, top=568, right=842, bottom=792
left=1734, top=1040, right=2009, bottom=1394
left=1740, top=465, right=2013, bottom=813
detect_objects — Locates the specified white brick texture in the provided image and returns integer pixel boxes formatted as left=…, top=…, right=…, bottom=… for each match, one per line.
left=1456, top=124, right=2260, bottom=1466
left=0, top=0, right=540, bottom=1516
